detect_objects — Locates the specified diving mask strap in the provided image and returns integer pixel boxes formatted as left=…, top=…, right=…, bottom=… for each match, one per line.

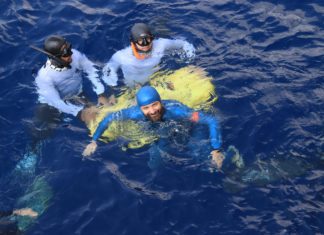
left=30, top=45, right=71, bottom=68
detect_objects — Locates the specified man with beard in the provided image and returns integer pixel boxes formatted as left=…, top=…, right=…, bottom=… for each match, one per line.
left=82, top=86, right=225, bottom=169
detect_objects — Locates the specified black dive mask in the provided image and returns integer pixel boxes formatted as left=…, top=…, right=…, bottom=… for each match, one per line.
left=30, top=44, right=72, bottom=68
left=56, top=43, right=73, bottom=57
left=135, top=35, right=154, bottom=47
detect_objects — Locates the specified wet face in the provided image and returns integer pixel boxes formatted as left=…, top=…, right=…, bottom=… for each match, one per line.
left=60, top=54, right=72, bottom=64
left=59, top=44, right=73, bottom=64
left=140, top=101, right=163, bottom=122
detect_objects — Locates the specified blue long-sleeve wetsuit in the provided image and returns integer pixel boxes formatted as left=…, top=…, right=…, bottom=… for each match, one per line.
left=92, top=100, right=221, bottom=150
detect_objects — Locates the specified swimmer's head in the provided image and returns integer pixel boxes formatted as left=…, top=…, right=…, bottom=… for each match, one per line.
left=136, top=86, right=163, bottom=121
left=136, top=86, right=161, bottom=106
left=44, top=35, right=73, bottom=66
left=130, top=23, right=154, bottom=53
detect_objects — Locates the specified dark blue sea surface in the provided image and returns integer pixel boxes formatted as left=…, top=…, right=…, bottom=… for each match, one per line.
left=0, top=0, right=323, bottom=234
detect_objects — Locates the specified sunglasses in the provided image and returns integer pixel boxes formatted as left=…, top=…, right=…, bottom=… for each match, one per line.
left=135, top=36, right=153, bottom=47
left=58, top=43, right=73, bottom=57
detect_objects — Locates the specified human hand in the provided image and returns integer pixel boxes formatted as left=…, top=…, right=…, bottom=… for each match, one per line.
left=98, top=94, right=116, bottom=106
left=82, top=141, right=98, bottom=157
left=98, top=95, right=110, bottom=106
left=13, top=208, right=38, bottom=217
left=80, top=106, right=99, bottom=124
left=211, top=150, right=225, bottom=169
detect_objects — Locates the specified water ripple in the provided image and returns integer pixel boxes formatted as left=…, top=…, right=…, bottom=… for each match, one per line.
left=0, top=0, right=323, bottom=234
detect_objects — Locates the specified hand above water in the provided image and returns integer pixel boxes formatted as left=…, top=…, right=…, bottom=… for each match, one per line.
left=83, top=141, right=98, bottom=157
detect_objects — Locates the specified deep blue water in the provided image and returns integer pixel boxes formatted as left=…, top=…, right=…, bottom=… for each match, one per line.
left=0, top=0, right=323, bottom=234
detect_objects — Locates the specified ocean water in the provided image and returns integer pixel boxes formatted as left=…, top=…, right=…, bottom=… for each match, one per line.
left=0, top=0, right=323, bottom=234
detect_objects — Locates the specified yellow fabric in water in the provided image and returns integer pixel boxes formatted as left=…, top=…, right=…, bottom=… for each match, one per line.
left=150, top=66, right=217, bottom=110
left=87, top=66, right=217, bottom=149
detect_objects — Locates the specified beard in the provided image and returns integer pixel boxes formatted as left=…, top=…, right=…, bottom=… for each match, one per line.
left=146, top=108, right=163, bottom=122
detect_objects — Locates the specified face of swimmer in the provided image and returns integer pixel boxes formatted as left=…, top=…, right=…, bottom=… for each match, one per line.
left=135, top=36, right=153, bottom=52
left=140, top=101, right=163, bottom=122
left=131, top=23, right=154, bottom=53
left=59, top=43, right=73, bottom=64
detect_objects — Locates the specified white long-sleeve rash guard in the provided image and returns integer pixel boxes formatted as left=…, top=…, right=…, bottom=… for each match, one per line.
left=102, top=38, right=195, bottom=87
left=35, top=49, right=105, bottom=116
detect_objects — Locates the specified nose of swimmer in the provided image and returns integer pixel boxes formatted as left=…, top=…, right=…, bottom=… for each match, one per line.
left=149, top=107, right=157, bottom=115
left=141, top=37, right=149, bottom=46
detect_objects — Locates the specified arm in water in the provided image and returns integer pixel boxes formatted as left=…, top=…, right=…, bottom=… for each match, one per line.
left=76, top=50, right=104, bottom=95
left=76, top=50, right=110, bottom=106
left=102, top=52, right=121, bottom=87
left=82, top=106, right=144, bottom=156
left=160, top=38, right=195, bottom=59
left=168, top=101, right=224, bottom=168
left=194, top=111, right=224, bottom=169
left=35, top=75, right=83, bottom=116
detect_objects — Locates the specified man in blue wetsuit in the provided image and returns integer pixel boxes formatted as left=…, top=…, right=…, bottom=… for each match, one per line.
left=83, top=86, right=225, bottom=169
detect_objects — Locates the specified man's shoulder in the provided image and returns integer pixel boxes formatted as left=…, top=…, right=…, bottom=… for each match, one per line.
left=112, top=47, right=132, bottom=59
left=153, top=38, right=171, bottom=49
left=162, top=100, right=194, bottom=120
left=36, top=64, right=53, bottom=81
left=71, top=49, right=84, bottom=61
left=71, top=49, right=82, bottom=56
left=163, top=100, right=187, bottom=109
left=155, top=38, right=171, bottom=44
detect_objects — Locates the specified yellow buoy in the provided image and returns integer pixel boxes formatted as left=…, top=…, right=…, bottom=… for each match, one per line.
left=87, top=66, right=217, bottom=149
